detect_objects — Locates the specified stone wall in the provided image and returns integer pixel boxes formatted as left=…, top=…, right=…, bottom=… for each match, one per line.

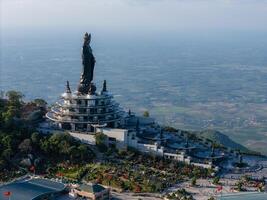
left=97, top=128, right=128, bottom=149
left=69, top=131, right=96, bottom=145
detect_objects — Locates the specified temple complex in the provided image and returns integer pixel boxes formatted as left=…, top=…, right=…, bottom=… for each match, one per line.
left=45, top=33, right=225, bottom=170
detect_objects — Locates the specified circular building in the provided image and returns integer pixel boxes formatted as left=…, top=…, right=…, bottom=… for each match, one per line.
left=46, top=81, right=124, bottom=132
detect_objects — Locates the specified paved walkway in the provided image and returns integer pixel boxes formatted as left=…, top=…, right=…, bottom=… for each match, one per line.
left=111, top=192, right=162, bottom=200
left=165, top=178, right=244, bottom=200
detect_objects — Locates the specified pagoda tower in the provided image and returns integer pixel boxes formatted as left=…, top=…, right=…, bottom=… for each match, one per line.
left=46, top=33, right=124, bottom=132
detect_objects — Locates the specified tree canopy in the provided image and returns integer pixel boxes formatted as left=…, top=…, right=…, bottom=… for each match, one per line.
left=0, top=91, right=94, bottom=181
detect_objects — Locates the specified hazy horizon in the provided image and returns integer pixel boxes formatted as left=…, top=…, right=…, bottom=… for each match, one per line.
left=2, top=0, right=267, bottom=36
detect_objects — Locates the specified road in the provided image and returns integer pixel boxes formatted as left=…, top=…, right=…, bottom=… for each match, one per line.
left=111, top=191, right=163, bottom=200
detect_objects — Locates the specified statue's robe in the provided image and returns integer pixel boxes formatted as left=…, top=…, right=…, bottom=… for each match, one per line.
left=78, top=40, right=95, bottom=94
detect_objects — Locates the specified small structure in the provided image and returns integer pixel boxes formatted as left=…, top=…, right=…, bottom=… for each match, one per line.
left=70, top=183, right=110, bottom=200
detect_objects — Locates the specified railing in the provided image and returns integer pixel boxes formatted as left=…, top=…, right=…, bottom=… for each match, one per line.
left=56, top=101, right=119, bottom=109
left=46, top=112, right=122, bottom=124
left=50, top=106, right=124, bottom=117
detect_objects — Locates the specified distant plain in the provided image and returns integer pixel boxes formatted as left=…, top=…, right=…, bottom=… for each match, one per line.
left=1, top=31, right=267, bottom=154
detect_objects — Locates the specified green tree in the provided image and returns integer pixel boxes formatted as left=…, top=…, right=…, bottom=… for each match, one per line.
left=48, top=132, right=72, bottom=154
left=33, top=98, right=47, bottom=108
left=78, top=144, right=88, bottom=160
left=6, top=91, right=24, bottom=106
left=2, top=148, right=13, bottom=161
left=31, top=132, right=40, bottom=146
left=58, top=140, right=71, bottom=155
left=2, top=106, right=17, bottom=125
left=212, top=176, right=220, bottom=185
left=95, top=132, right=108, bottom=152
left=0, top=160, right=7, bottom=171
left=143, top=110, right=150, bottom=117
left=95, top=132, right=107, bottom=145
left=69, top=146, right=79, bottom=162
left=6, top=91, right=24, bottom=116
left=1, top=91, right=24, bottom=128
left=208, top=197, right=216, bottom=200
left=18, top=139, right=32, bottom=153
left=40, top=138, right=51, bottom=154
left=1, top=135, right=12, bottom=149
left=191, top=176, right=197, bottom=186
left=236, top=180, right=243, bottom=191
left=192, top=168, right=201, bottom=178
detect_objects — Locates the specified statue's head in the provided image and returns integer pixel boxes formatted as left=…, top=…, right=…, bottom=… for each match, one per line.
left=84, top=32, right=91, bottom=45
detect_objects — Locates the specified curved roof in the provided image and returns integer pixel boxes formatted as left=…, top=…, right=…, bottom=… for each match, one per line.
left=77, top=183, right=107, bottom=194
left=0, top=178, right=66, bottom=200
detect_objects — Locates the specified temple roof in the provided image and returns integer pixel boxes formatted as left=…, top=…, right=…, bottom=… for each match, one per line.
left=77, top=183, right=107, bottom=194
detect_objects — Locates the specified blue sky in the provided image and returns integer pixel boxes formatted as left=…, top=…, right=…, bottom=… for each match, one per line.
left=1, top=0, right=267, bottom=36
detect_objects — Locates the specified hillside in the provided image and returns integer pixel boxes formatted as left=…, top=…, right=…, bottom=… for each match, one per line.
left=197, top=130, right=249, bottom=152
